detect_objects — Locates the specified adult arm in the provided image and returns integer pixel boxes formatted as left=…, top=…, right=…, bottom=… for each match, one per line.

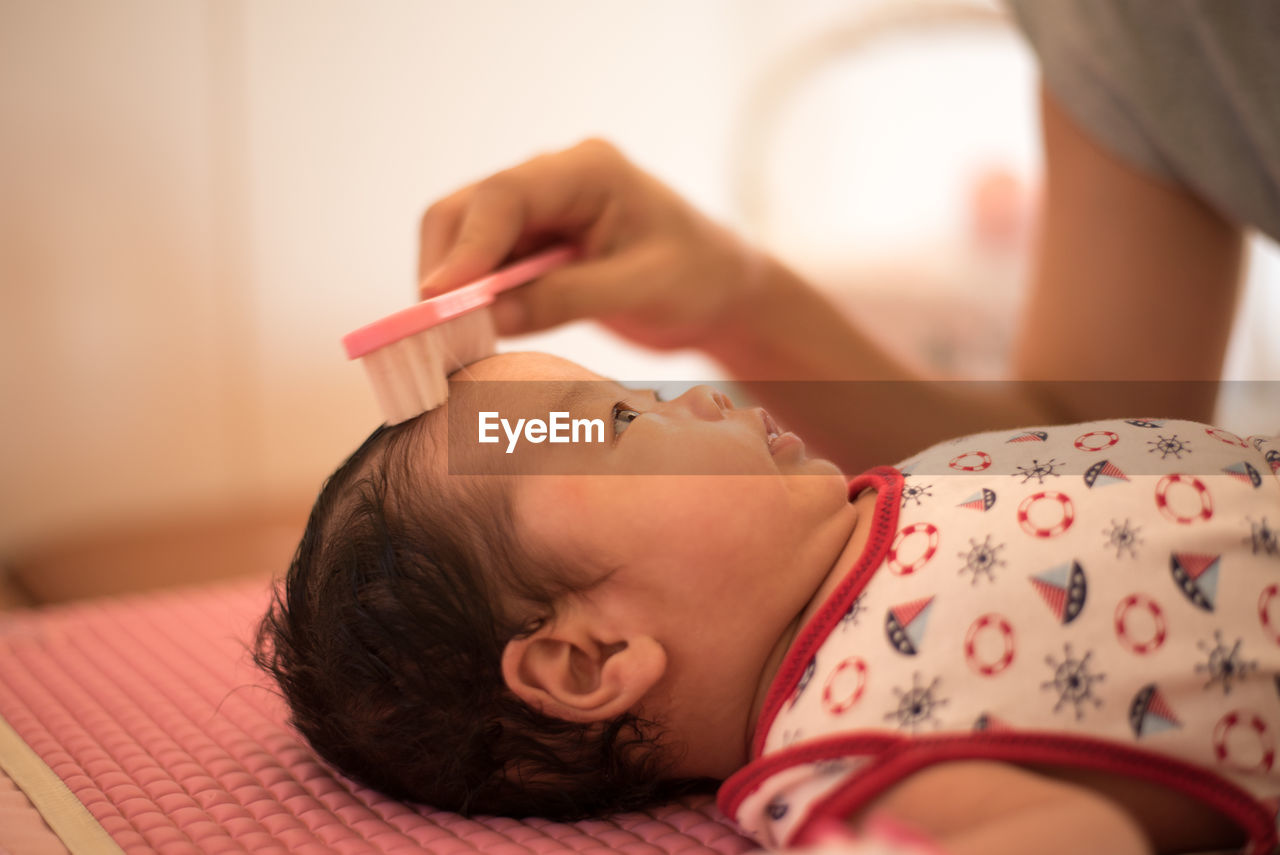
left=880, top=762, right=1150, bottom=855
left=848, top=759, right=1237, bottom=855
left=1012, top=84, right=1245, bottom=419
left=418, top=88, right=1244, bottom=473
left=703, top=85, right=1244, bottom=472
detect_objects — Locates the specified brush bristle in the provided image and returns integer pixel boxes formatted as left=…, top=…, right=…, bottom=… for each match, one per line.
left=358, top=307, right=498, bottom=424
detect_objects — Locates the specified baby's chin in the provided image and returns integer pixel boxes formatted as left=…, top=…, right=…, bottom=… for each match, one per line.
left=773, top=455, right=853, bottom=516
left=807, top=456, right=846, bottom=479
left=780, top=449, right=845, bottom=479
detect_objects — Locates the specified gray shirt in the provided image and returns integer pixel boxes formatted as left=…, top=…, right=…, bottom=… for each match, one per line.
left=1006, top=0, right=1280, bottom=242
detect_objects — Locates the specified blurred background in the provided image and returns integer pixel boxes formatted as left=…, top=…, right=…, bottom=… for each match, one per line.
left=2, top=0, right=1277, bottom=607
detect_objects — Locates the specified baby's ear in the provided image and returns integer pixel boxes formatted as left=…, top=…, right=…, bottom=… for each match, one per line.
left=501, top=618, right=666, bottom=723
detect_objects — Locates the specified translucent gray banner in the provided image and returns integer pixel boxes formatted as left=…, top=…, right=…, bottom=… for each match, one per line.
left=439, top=380, right=1278, bottom=476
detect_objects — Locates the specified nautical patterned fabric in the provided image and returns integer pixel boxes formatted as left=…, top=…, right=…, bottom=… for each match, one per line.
left=720, top=420, right=1280, bottom=852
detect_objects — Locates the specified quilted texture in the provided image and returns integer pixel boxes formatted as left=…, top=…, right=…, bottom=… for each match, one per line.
left=0, top=579, right=754, bottom=855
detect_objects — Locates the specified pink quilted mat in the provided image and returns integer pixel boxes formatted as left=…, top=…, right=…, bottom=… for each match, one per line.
left=0, top=578, right=754, bottom=855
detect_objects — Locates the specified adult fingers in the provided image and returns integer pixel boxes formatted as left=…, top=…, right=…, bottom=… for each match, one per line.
left=491, top=247, right=658, bottom=335
left=418, top=139, right=628, bottom=299
left=417, top=187, right=470, bottom=286
left=418, top=177, right=527, bottom=298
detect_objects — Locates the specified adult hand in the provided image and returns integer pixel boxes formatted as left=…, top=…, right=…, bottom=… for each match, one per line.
left=418, top=139, right=761, bottom=350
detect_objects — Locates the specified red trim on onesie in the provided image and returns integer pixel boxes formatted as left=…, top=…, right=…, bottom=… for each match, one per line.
left=723, top=426, right=1280, bottom=854
left=749, top=467, right=904, bottom=760
left=720, top=730, right=1276, bottom=852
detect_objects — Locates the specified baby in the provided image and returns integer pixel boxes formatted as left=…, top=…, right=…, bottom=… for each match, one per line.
left=256, top=351, right=1280, bottom=855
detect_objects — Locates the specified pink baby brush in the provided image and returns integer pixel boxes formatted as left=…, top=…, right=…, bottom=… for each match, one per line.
left=342, top=244, right=578, bottom=424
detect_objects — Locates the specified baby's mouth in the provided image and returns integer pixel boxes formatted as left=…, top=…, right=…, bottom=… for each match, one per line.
left=760, top=407, right=803, bottom=457
left=760, top=409, right=780, bottom=442
left=760, top=409, right=785, bottom=450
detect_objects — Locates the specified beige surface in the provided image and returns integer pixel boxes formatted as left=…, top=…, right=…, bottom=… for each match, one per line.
left=0, top=765, right=69, bottom=855
left=0, top=716, right=121, bottom=855
left=2, top=502, right=306, bottom=606
left=0, top=0, right=744, bottom=556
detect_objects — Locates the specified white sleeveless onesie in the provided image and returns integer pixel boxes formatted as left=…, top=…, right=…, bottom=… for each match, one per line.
left=719, top=419, right=1280, bottom=852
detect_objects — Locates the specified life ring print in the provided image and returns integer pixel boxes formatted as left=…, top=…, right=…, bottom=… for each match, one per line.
left=964, top=613, right=1015, bottom=676
left=888, top=522, right=939, bottom=575
left=1206, top=427, right=1248, bottom=448
left=1214, top=711, right=1275, bottom=773
left=949, top=451, right=992, bottom=472
left=822, top=657, right=868, bottom=714
left=1114, top=594, right=1167, bottom=655
left=1017, top=492, right=1075, bottom=538
left=1259, top=585, right=1280, bottom=646
left=1074, top=431, right=1119, bottom=452
left=1155, top=475, right=1213, bottom=524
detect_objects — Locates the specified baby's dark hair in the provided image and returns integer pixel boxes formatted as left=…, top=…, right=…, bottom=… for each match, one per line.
left=254, top=416, right=709, bottom=819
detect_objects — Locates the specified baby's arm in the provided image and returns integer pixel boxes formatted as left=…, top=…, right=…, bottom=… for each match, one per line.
left=854, top=760, right=1152, bottom=855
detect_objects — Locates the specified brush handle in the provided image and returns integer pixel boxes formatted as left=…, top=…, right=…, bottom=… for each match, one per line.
left=342, top=244, right=578, bottom=359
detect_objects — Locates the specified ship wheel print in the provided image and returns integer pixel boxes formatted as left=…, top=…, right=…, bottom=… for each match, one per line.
left=1014, top=458, right=1063, bottom=485
left=1103, top=519, right=1142, bottom=559
left=958, top=535, right=1006, bottom=584
left=900, top=480, right=933, bottom=508
left=1247, top=518, right=1278, bottom=557
left=1197, top=630, right=1258, bottom=695
left=1148, top=434, right=1191, bottom=460
left=840, top=592, right=867, bottom=629
left=884, top=672, right=948, bottom=732
left=1042, top=643, right=1105, bottom=720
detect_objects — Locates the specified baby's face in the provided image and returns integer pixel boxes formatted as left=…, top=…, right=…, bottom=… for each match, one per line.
left=432, top=352, right=859, bottom=750
left=444, top=351, right=842, bottom=477
left=438, top=352, right=851, bottom=542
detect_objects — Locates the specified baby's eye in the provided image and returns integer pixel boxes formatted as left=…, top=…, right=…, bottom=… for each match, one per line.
left=612, top=401, right=643, bottom=439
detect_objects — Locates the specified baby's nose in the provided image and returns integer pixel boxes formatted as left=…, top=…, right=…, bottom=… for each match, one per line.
left=681, top=385, right=732, bottom=420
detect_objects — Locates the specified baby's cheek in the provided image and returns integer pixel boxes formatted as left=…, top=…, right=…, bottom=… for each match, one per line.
left=513, top=476, right=596, bottom=539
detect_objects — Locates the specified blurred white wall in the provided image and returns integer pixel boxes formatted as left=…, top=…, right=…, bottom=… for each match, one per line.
left=235, top=0, right=750, bottom=499
left=2, top=2, right=236, bottom=548
left=0, top=0, right=749, bottom=549
left=1, top=0, right=1275, bottom=554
